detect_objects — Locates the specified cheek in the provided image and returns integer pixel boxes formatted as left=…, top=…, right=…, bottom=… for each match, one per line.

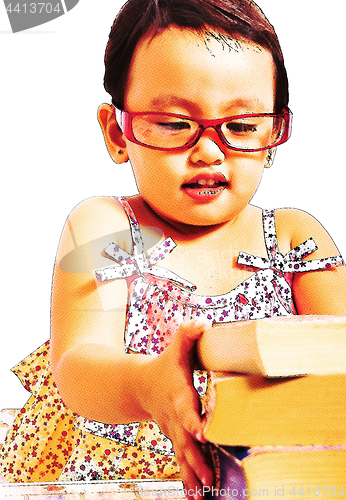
left=126, top=144, right=179, bottom=194
left=126, top=143, right=154, bottom=182
left=234, top=153, right=266, bottom=189
left=127, top=142, right=187, bottom=181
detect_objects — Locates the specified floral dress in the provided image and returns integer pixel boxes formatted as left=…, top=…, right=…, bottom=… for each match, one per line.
left=0, top=197, right=343, bottom=483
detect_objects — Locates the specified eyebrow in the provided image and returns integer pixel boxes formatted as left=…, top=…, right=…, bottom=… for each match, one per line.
left=149, top=95, right=269, bottom=114
left=149, top=96, right=201, bottom=114
left=223, top=99, right=268, bottom=112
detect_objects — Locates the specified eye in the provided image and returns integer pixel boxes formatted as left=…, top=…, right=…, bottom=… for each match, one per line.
left=225, top=121, right=257, bottom=134
left=157, top=121, right=191, bottom=131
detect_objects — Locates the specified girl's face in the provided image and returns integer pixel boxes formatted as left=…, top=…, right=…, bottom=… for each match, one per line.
left=123, top=27, right=276, bottom=227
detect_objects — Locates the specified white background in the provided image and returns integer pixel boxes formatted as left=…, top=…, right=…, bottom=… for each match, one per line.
left=0, top=0, right=345, bottom=409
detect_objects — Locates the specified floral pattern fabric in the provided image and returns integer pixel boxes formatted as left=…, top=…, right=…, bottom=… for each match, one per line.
left=0, top=197, right=343, bottom=482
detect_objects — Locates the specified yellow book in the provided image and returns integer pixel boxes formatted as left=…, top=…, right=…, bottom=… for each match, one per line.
left=197, top=315, right=346, bottom=377
left=202, top=373, right=346, bottom=446
left=242, top=448, right=346, bottom=500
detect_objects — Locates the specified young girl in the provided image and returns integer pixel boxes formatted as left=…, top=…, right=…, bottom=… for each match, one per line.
left=1, top=0, right=345, bottom=496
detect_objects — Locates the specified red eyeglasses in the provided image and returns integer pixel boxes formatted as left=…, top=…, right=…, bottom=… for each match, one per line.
left=119, top=107, right=292, bottom=152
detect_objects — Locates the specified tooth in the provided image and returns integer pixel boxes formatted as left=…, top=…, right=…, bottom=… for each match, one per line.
left=197, top=179, right=207, bottom=185
left=207, top=180, right=216, bottom=186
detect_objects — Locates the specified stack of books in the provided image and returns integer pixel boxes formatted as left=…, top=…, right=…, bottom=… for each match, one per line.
left=198, top=316, right=346, bottom=499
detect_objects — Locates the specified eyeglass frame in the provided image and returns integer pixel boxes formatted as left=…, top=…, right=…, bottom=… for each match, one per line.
left=118, top=107, right=293, bottom=152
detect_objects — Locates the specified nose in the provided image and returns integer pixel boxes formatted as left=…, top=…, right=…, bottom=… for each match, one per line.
left=189, top=129, right=226, bottom=166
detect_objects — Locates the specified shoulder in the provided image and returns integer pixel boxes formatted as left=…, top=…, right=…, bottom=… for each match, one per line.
left=55, top=196, right=133, bottom=262
left=68, top=196, right=130, bottom=243
left=274, top=208, right=346, bottom=316
left=274, top=207, right=342, bottom=259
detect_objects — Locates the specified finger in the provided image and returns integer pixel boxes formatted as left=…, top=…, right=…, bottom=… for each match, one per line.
left=183, top=438, right=214, bottom=488
left=174, top=388, right=205, bottom=440
left=178, top=455, right=204, bottom=500
left=181, top=407, right=205, bottom=442
left=173, top=421, right=213, bottom=489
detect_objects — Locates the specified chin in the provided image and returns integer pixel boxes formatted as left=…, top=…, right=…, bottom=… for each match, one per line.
left=169, top=206, right=234, bottom=228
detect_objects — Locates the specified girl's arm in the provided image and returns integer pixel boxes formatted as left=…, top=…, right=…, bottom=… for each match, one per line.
left=282, top=208, right=346, bottom=315
left=50, top=196, right=212, bottom=497
left=50, top=196, right=147, bottom=423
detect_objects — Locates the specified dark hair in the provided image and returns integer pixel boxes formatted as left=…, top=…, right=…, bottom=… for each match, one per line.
left=104, top=0, right=288, bottom=113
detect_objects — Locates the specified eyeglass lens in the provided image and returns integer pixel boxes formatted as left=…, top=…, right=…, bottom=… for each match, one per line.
left=130, top=114, right=286, bottom=150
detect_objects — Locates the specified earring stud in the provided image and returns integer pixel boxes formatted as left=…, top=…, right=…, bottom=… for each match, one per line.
left=265, top=148, right=276, bottom=168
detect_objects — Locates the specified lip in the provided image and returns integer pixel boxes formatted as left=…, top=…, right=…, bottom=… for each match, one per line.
left=181, top=172, right=229, bottom=203
left=183, top=172, right=228, bottom=186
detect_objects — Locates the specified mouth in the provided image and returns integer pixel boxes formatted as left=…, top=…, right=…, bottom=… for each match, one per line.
left=182, top=174, right=228, bottom=200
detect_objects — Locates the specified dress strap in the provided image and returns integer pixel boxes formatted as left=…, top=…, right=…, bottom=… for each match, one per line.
left=94, top=197, right=197, bottom=291
left=117, top=197, right=145, bottom=271
left=262, top=208, right=280, bottom=262
left=238, top=209, right=344, bottom=274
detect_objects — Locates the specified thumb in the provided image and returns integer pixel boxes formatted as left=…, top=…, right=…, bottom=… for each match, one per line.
left=173, top=319, right=209, bottom=367
left=178, top=318, right=210, bottom=343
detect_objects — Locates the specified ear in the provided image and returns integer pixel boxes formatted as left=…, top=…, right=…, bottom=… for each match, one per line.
left=97, top=104, right=129, bottom=164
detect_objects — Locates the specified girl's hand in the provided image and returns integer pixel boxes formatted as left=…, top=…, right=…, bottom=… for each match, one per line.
left=137, top=320, right=213, bottom=499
